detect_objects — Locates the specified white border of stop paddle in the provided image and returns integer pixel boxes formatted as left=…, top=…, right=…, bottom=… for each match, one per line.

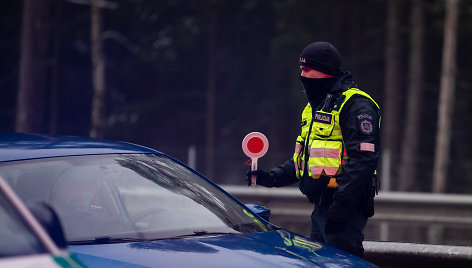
left=242, top=132, right=269, bottom=158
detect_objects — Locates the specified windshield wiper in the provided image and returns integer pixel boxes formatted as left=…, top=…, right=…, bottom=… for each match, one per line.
left=68, top=236, right=147, bottom=245
left=163, top=230, right=239, bottom=240
left=69, top=231, right=240, bottom=245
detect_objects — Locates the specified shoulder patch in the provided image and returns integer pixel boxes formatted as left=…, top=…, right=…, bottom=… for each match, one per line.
left=357, top=113, right=374, bottom=135
left=357, top=113, right=373, bottom=121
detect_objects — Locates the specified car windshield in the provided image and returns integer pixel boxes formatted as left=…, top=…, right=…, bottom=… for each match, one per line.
left=0, top=187, right=47, bottom=257
left=0, top=154, right=269, bottom=243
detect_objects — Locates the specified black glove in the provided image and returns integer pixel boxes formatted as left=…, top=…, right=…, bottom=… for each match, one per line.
left=246, top=169, right=276, bottom=187
left=325, top=201, right=350, bottom=234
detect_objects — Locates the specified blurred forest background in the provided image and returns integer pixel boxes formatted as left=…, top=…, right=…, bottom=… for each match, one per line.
left=1, top=0, right=472, bottom=193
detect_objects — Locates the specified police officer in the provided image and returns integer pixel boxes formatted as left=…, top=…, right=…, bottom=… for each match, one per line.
left=247, top=41, right=380, bottom=257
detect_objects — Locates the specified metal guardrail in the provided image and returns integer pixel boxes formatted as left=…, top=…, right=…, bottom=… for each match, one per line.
left=222, top=185, right=472, bottom=266
left=363, top=241, right=472, bottom=267
left=222, top=185, right=472, bottom=227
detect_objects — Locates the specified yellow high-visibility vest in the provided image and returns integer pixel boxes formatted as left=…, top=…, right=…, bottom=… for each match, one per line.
left=293, top=88, right=379, bottom=180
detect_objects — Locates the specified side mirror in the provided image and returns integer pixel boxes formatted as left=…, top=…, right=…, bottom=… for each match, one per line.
left=245, top=203, right=270, bottom=222
left=27, top=202, right=67, bottom=249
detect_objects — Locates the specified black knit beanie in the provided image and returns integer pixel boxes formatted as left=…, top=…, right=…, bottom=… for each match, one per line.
left=299, top=42, right=341, bottom=76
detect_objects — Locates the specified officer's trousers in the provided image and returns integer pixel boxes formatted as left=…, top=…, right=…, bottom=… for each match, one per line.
left=309, top=188, right=368, bottom=257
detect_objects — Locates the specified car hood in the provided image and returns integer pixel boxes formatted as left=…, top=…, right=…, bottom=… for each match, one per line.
left=68, top=230, right=375, bottom=267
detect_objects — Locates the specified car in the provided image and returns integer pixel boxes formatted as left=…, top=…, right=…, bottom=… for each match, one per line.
left=0, top=172, right=83, bottom=267
left=0, top=133, right=376, bottom=267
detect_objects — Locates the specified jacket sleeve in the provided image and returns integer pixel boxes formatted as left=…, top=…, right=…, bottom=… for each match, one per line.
left=335, top=96, right=380, bottom=206
left=270, top=159, right=299, bottom=187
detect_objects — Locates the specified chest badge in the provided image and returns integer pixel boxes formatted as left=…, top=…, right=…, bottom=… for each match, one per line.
left=313, top=112, right=332, bottom=124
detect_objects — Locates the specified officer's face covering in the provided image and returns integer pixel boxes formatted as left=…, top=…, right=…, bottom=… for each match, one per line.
left=300, top=76, right=338, bottom=107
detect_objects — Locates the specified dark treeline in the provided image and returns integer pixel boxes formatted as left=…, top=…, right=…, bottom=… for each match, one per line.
left=1, top=0, right=472, bottom=192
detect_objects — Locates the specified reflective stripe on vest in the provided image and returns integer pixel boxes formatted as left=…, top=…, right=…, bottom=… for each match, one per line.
left=310, top=148, right=340, bottom=159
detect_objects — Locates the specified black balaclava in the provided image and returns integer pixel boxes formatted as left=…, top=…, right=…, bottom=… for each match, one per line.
left=300, top=76, right=338, bottom=107
left=298, top=42, right=342, bottom=107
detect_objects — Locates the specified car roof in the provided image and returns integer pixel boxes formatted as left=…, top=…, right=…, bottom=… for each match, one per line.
left=0, top=133, right=159, bottom=162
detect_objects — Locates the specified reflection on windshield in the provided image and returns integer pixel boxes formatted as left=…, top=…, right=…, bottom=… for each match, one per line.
left=277, top=230, right=323, bottom=256
left=0, top=191, right=46, bottom=257
left=0, top=154, right=269, bottom=243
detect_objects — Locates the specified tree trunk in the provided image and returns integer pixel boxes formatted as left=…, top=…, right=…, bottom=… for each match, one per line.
left=398, top=0, right=424, bottom=191
left=16, top=0, right=52, bottom=133
left=433, top=0, right=459, bottom=193
left=49, top=0, right=62, bottom=134
left=205, top=14, right=216, bottom=179
left=89, top=0, right=106, bottom=138
left=382, top=0, right=402, bottom=191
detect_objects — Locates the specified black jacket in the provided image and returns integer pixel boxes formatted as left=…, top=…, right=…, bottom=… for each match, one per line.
left=269, top=73, right=380, bottom=207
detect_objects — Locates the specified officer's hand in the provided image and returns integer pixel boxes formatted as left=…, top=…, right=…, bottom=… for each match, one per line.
left=325, top=201, right=350, bottom=234
left=246, top=169, right=276, bottom=187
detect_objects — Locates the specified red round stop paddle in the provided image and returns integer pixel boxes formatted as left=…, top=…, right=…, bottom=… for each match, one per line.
left=242, top=132, right=269, bottom=186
